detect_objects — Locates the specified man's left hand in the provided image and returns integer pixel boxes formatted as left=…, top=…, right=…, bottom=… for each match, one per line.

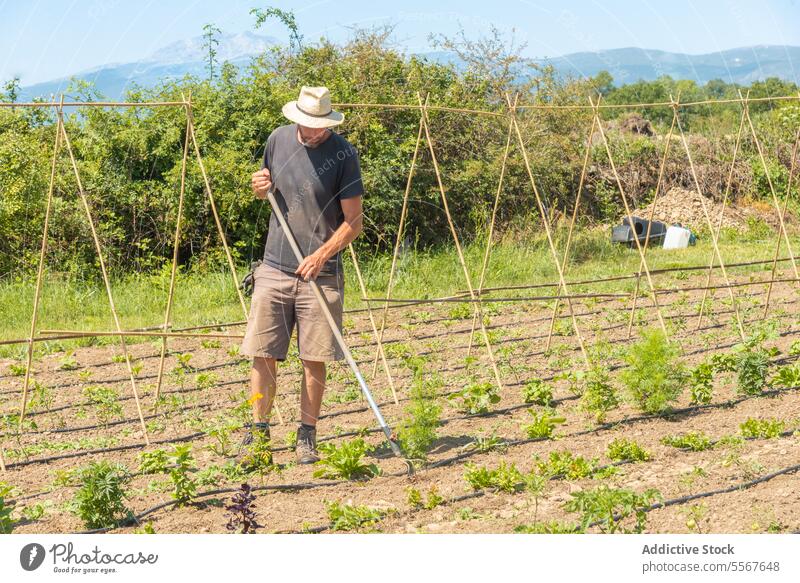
left=295, top=250, right=328, bottom=281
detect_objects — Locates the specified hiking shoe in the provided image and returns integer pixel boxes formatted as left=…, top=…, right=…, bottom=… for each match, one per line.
left=235, top=425, right=272, bottom=470
left=296, top=425, right=320, bottom=464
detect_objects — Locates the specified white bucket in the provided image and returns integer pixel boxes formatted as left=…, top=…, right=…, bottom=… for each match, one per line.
left=662, top=225, right=691, bottom=249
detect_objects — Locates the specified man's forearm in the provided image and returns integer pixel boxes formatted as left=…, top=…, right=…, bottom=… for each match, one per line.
left=317, top=218, right=362, bottom=262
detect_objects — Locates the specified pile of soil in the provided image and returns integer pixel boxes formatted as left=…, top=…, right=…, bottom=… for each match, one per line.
left=627, top=187, right=794, bottom=231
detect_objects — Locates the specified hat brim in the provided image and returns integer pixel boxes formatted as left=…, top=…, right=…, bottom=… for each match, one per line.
left=282, top=101, right=344, bottom=128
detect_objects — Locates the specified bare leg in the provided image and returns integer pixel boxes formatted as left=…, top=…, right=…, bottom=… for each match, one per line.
left=299, top=359, right=326, bottom=426
left=250, top=356, right=277, bottom=423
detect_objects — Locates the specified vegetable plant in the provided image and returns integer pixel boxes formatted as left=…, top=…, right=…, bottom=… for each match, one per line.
left=0, top=482, right=16, bottom=533
left=72, top=461, right=131, bottom=529
left=313, top=438, right=380, bottom=481
left=563, top=485, right=662, bottom=533
left=326, top=501, right=387, bottom=531
left=607, top=438, right=651, bottom=462
left=661, top=431, right=713, bottom=451
left=740, top=417, right=785, bottom=439
left=407, top=486, right=444, bottom=510
left=689, top=362, right=714, bottom=405
left=522, top=378, right=553, bottom=405
left=225, top=483, right=261, bottom=533
left=168, top=444, right=197, bottom=506
left=463, top=461, right=524, bottom=493
left=534, top=450, right=597, bottom=480
left=448, top=381, right=500, bottom=415
left=397, top=368, right=441, bottom=464
left=580, top=365, right=618, bottom=422
left=522, top=408, right=566, bottom=439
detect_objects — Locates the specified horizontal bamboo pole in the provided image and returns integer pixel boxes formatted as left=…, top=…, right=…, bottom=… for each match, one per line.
left=0, top=101, right=188, bottom=108
left=38, top=330, right=243, bottom=340
left=362, top=292, right=630, bottom=304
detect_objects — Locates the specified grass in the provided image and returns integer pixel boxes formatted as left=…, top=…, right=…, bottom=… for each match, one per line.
left=1, top=221, right=797, bottom=359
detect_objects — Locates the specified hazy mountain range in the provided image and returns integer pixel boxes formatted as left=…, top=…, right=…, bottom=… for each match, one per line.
left=16, top=32, right=800, bottom=101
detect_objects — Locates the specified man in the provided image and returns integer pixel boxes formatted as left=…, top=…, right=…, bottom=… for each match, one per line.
left=237, top=86, right=363, bottom=466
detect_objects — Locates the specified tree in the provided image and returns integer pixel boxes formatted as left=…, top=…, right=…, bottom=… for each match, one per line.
left=251, top=6, right=303, bottom=54
left=202, top=23, right=221, bottom=81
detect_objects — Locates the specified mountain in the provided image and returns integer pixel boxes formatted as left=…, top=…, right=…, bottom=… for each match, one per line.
left=18, top=31, right=279, bottom=102
left=18, top=37, right=800, bottom=101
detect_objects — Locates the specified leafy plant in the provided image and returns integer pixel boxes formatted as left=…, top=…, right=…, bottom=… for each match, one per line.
left=661, top=431, right=713, bottom=451
left=225, top=483, right=261, bottom=533
left=580, top=365, right=618, bottom=422
left=740, top=417, right=785, bottom=439
left=168, top=445, right=197, bottom=506
left=772, top=364, right=800, bottom=388
left=620, top=328, right=686, bottom=414
left=58, top=351, right=79, bottom=371
left=607, top=438, right=651, bottom=462
left=313, top=438, right=380, bottom=481
left=448, top=381, right=500, bottom=415
left=326, top=501, right=387, bottom=532
left=522, top=378, right=553, bottom=405
left=138, top=449, right=170, bottom=475
left=72, top=461, right=131, bottom=529
left=8, top=363, right=26, bottom=376
left=736, top=348, right=771, bottom=395
left=534, top=450, right=596, bottom=480
left=564, top=485, right=662, bottom=533
left=0, top=482, right=16, bottom=533
left=689, top=362, right=714, bottom=405
left=83, top=385, right=123, bottom=427
left=397, top=371, right=441, bottom=464
left=464, top=461, right=524, bottom=493
left=522, top=408, right=566, bottom=439
left=710, top=352, right=737, bottom=373
left=407, top=486, right=444, bottom=510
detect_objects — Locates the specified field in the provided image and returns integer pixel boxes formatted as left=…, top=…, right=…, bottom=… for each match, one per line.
left=1, top=231, right=800, bottom=534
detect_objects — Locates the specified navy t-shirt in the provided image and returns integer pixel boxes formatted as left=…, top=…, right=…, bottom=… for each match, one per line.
left=261, top=124, right=363, bottom=277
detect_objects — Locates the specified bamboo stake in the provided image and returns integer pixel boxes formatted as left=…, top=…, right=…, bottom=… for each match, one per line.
left=740, top=90, right=800, bottom=310
left=419, top=93, right=505, bottom=391
left=673, top=99, right=745, bottom=340
left=763, top=125, right=800, bottom=318
left=154, top=99, right=191, bottom=405
left=39, top=330, right=243, bottom=339
left=695, top=99, right=747, bottom=330
left=58, top=110, right=150, bottom=445
left=625, top=96, right=679, bottom=338
left=347, top=244, right=399, bottom=405
left=370, top=93, right=427, bottom=378
left=545, top=110, right=599, bottom=350
left=589, top=94, right=669, bottom=338
left=507, top=95, right=590, bottom=366
left=467, top=93, right=518, bottom=358
left=18, top=97, right=63, bottom=429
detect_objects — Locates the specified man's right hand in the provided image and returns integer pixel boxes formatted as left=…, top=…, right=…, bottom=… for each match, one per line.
left=251, top=168, right=272, bottom=199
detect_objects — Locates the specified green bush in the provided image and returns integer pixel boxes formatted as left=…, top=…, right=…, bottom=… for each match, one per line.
left=72, top=461, right=131, bottom=529
left=620, top=328, right=686, bottom=414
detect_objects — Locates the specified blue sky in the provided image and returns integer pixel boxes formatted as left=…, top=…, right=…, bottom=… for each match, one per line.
left=1, top=0, right=799, bottom=85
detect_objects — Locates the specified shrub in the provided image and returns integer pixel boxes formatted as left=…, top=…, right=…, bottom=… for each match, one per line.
left=607, top=438, right=651, bottom=462
left=313, top=438, right=380, bottom=481
left=564, top=485, right=662, bottom=533
left=620, top=328, right=686, bottom=414
left=72, top=461, right=131, bottom=529
left=522, top=378, right=553, bottom=405
left=580, top=365, right=618, bottom=422
left=448, top=381, right=500, bottom=415
left=736, top=348, right=770, bottom=395
left=522, top=408, right=566, bottom=439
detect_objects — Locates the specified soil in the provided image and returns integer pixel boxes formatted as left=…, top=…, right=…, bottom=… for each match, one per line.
left=1, top=263, right=799, bottom=534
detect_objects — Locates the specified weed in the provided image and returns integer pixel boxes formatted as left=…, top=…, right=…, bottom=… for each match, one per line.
left=607, top=438, right=651, bottom=462
left=522, top=408, right=566, bottom=440
left=661, top=431, right=713, bottom=451
left=620, top=328, right=686, bottom=414
left=313, top=438, right=380, bottom=481
left=71, top=461, right=131, bottom=529
left=448, top=381, right=500, bottom=415
left=563, top=485, right=662, bottom=533
left=522, top=378, right=553, bottom=406
left=534, top=450, right=597, bottom=480
left=225, top=483, right=261, bottom=533
left=326, top=501, right=386, bottom=532
left=740, top=418, right=785, bottom=439
left=407, top=486, right=444, bottom=510
left=464, top=461, right=524, bottom=493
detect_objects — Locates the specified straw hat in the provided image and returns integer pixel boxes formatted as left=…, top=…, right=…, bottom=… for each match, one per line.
left=281, top=86, right=344, bottom=128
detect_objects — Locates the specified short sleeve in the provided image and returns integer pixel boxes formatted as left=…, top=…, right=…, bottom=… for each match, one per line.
left=337, top=145, right=364, bottom=200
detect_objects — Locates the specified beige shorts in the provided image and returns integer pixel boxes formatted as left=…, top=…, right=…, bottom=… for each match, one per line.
left=241, top=263, right=345, bottom=362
